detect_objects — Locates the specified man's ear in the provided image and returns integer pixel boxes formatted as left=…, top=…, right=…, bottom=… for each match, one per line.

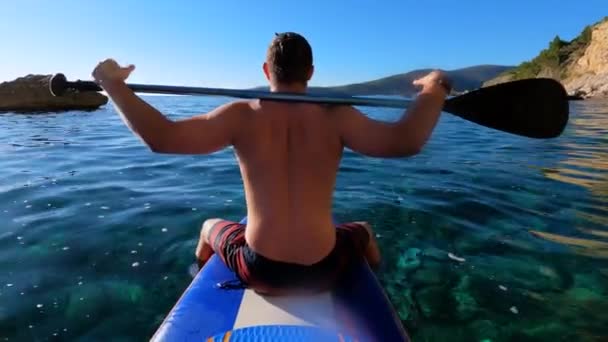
left=307, top=65, right=314, bottom=81
left=263, top=62, right=271, bottom=81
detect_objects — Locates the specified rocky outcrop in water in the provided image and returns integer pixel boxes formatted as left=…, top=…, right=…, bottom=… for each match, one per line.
left=0, top=74, right=107, bottom=113
left=484, top=17, right=608, bottom=99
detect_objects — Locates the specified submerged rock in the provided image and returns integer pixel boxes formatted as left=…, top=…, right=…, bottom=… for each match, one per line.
left=452, top=275, right=481, bottom=321
left=397, top=247, right=422, bottom=272
left=520, top=322, right=577, bottom=341
left=467, top=255, right=567, bottom=292
left=571, top=272, right=608, bottom=296
left=385, top=286, right=419, bottom=324
left=65, top=281, right=144, bottom=320
left=415, top=285, right=452, bottom=319
left=413, top=325, right=472, bottom=342
left=469, top=320, right=500, bottom=342
left=0, top=74, right=107, bottom=113
left=422, top=247, right=450, bottom=261
left=410, top=264, right=448, bottom=286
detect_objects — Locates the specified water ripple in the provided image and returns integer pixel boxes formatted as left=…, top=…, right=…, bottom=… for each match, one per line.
left=1, top=97, right=607, bottom=339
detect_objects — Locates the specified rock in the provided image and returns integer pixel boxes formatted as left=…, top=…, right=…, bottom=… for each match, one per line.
left=561, top=19, right=608, bottom=99
left=521, top=322, right=578, bottom=341
left=564, top=287, right=601, bottom=302
left=397, top=247, right=422, bottom=273
left=484, top=18, right=608, bottom=99
left=452, top=275, right=480, bottom=321
left=0, top=74, right=107, bottom=113
left=536, top=68, right=561, bottom=80
left=469, top=320, right=500, bottom=342
left=415, top=285, right=451, bottom=319
left=422, top=247, right=450, bottom=261
left=65, top=281, right=144, bottom=320
left=413, top=325, right=471, bottom=342
left=563, top=272, right=606, bottom=302
left=385, top=286, right=419, bottom=324
left=65, top=284, right=105, bottom=320
left=565, top=72, right=608, bottom=98
left=410, top=262, right=448, bottom=286
left=483, top=73, right=514, bottom=87
left=467, top=255, right=567, bottom=292
left=523, top=290, right=546, bottom=302
left=567, top=20, right=608, bottom=77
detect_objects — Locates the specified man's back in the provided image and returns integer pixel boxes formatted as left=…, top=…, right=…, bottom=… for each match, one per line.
left=92, top=44, right=448, bottom=291
left=234, top=100, right=343, bottom=264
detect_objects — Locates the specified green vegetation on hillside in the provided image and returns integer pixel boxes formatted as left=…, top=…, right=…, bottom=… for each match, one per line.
left=507, top=28, right=591, bottom=79
left=502, top=16, right=605, bottom=81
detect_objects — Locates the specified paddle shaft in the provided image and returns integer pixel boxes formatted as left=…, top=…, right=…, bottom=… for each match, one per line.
left=50, top=73, right=569, bottom=139
left=57, top=78, right=415, bottom=109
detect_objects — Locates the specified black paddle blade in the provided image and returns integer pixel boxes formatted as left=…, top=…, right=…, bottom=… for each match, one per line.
left=443, top=78, right=569, bottom=139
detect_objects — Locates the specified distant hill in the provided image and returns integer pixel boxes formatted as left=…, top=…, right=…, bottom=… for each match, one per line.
left=484, top=17, right=608, bottom=98
left=255, top=65, right=513, bottom=96
left=323, top=65, right=513, bottom=96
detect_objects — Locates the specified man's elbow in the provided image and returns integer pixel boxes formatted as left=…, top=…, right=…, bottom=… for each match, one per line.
left=397, top=145, right=422, bottom=157
left=147, top=142, right=165, bottom=153
left=143, top=136, right=171, bottom=154
left=143, top=123, right=174, bottom=153
left=393, top=141, right=424, bottom=157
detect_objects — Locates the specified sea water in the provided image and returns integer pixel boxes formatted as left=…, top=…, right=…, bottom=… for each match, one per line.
left=1, top=97, right=607, bottom=341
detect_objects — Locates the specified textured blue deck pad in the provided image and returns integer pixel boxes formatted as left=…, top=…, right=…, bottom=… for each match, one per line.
left=151, top=255, right=244, bottom=341
left=208, top=325, right=357, bottom=342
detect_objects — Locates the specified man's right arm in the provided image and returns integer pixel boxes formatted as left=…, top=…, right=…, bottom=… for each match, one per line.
left=336, top=70, right=449, bottom=158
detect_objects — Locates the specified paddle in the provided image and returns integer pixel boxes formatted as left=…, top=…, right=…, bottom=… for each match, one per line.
left=49, top=73, right=569, bottom=139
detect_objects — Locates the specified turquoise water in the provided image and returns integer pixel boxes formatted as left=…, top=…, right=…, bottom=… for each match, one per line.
left=1, top=97, right=607, bottom=341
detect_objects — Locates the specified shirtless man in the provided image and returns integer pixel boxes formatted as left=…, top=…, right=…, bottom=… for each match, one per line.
left=92, top=32, right=450, bottom=294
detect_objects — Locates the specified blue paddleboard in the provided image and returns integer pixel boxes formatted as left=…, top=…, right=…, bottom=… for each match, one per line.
left=151, top=217, right=409, bottom=341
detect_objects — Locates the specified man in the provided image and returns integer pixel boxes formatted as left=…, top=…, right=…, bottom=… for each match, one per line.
left=93, top=32, right=450, bottom=294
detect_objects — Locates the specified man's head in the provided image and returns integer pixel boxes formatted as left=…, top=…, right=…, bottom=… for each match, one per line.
left=263, top=32, right=314, bottom=88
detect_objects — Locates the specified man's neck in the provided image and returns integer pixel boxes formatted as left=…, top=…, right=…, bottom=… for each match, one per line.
left=270, top=83, right=307, bottom=94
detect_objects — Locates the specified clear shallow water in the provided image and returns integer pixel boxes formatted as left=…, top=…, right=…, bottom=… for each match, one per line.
left=1, top=97, right=607, bottom=341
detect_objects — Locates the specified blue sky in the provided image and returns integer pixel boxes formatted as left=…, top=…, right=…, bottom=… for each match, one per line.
left=1, top=1, right=606, bottom=88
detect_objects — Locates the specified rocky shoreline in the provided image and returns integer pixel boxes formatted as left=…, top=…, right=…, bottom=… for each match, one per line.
left=0, top=74, right=107, bottom=113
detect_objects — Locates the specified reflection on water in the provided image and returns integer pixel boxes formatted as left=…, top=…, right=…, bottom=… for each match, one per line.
left=1, top=97, right=608, bottom=340
left=534, top=99, right=608, bottom=259
left=546, top=100, right=608, bottom=198
left=530, top=230, right=608, bottom=258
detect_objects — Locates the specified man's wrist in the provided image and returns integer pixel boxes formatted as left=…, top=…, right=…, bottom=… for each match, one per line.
left=419, top=82, right=450, bottom=97
left=437, top=77, right=452, bottom=95
left=98, top=79, right=127, bottom=92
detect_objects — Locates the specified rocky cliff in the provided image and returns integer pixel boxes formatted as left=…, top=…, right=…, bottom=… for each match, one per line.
left=0, top=74, right=107, bottom=113
left=484, top=17, right=608, bottom=99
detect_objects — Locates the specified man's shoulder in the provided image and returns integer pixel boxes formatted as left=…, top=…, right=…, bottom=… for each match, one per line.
left=327, top=104, right=360, bottom=120
left=222, top=100, right=256, bottom=112
left=211, top=100, right=256, bottom=120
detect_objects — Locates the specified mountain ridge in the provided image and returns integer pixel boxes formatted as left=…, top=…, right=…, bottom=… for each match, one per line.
left=254, top=64, right=513, bottom=96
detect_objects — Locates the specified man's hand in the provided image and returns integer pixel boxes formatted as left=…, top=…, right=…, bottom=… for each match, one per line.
left=336, top=70, right=449, bottom=157
left=92, top=59, right=135, bottom=85
left=413, top=70, right=451, bottom=96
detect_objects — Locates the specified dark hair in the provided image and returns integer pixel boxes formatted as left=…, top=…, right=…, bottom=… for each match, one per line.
left=266, top=32, right=313, bottom=84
